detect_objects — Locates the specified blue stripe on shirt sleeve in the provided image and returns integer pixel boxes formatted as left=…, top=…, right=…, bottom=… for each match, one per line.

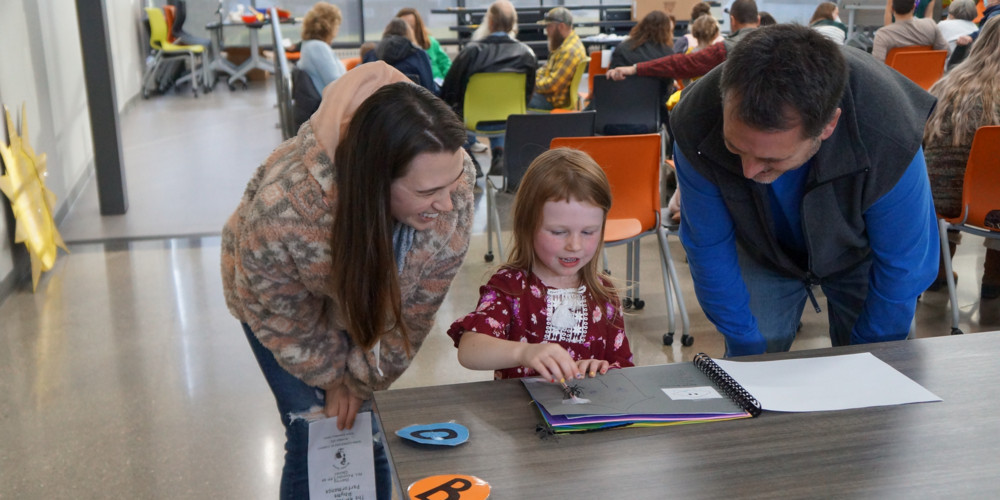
left=852, top=147, right=940, bottom=343
left=674, top=146, right=766, bottom=355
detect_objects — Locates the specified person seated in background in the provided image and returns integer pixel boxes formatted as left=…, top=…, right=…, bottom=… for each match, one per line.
left=359, top=42, right=377, bottom=60
left=936, top=0, right=979, bottom=55
left=758, top=11, right=776, bottom=25
left=440, top=0, right=536, bottom=176
left=885, top=0, right=936, bottom=23
left=529, top=7, right=586, bottom=111
left=298, top=3, right=346, bottom=93
left=610, top=10, right=675, bottom=68
left=605, top=10, right=677, bottom=130
left=396, top=8, right=452, bottom=84
left=810, top=2, right=848, bottom=44
left=674, top=2, right=720, bottom=54
left=954, top=0, right=1000, bottom=49
left=606, top=0, right=759, bottom=84
left=872, top=0, right=946, bottom=62
left=922, top=16, right=1000, bottom=303
left=678, top=15, right=722, bottom=87
left=363, top=18, right=439, bottom=95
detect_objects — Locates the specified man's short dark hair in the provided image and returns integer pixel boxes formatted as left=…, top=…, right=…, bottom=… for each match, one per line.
left=720, top=24, right=847, bottom=138
left=892, top=0, right=915, bottom=15
left=729, top=0, right=759, bottom=25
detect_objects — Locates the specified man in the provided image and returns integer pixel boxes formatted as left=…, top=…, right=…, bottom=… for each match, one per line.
left=670, top=25, right=939, bottom=356
left=440, top=0, right=536, bottom=176
left=606, top=0, right=759, bottom=82
left=872, top=0, right=947, bottom=62
left=528, top=7, right=586, bottom=111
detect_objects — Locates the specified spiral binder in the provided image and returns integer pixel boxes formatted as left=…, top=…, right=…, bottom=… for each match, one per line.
left=693, top=352, right=763, bottom=417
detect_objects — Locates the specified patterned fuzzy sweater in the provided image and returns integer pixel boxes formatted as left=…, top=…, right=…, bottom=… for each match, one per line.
left=221, top=121, right=474, bottom=399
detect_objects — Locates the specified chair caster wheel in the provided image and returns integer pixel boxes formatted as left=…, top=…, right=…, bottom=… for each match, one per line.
left=950, top=327, right=963, bottom=335
left=663, top=333, right=674, bottom=346
left=632, top=298, right=645, bottom=310
left=681, top=334, right=694, bottom=347
left=623, top=297, right=633, bottom=310
left=484, top=252, right=494, bottom=262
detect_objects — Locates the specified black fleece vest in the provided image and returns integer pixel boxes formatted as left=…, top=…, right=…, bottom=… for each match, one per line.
left=670, top=47, right=936, bottom=282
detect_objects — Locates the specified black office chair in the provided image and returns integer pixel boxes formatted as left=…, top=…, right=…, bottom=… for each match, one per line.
left=269, top=9, right=295, bottom=140
left=946, top=43, right=969, bottom=72
left=482, top=111, right=596, bottom=262
left=170, top=0, right=211, bottom=47
left=592, top=76, right=664, bottom=135
left=503, top=111, right=596, bottom=192
left=291, top=67, right=321, bottom=131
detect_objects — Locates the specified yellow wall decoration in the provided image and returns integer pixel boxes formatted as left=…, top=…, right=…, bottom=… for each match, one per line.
left=0, top=104, right=68, bottom=291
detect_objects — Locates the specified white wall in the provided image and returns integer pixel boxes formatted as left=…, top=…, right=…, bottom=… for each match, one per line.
left=0, top=0, right=145, bottom=295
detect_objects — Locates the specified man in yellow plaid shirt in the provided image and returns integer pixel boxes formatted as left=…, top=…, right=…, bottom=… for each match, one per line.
left=529, top=7, right=586, bottom=110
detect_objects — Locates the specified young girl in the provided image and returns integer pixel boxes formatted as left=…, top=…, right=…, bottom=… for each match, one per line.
left=448, top=148, right=633, bottom=381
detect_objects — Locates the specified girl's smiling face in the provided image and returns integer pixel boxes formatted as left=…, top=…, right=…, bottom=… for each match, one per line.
left=532, top=198, right=604, bottom=289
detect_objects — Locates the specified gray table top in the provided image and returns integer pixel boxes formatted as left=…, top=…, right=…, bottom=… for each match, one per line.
left=374, top=333, right=1000, bottom=498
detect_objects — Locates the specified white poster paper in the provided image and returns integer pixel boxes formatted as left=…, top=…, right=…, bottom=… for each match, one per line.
left=308, top=412, right=377, bottom=500
left=714, top=353, right=942, bottom=412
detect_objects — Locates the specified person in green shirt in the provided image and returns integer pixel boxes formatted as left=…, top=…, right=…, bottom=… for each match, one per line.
left=397, top=7, right=452, bottom=83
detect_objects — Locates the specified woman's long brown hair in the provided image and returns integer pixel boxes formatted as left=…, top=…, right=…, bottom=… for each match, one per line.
left=396, top=7, right=431, bottom=49
left=330, top=82, right=466, bottom=351
left=627, top=10, right=675, bottom=50
left=925, top=16, right=1000, bottom=147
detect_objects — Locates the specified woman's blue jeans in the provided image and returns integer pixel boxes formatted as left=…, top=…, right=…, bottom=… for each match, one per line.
left=242, top=323, right=392, bottom=500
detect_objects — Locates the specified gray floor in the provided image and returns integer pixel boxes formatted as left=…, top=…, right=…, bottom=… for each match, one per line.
left=1, top=79, right=997, bottom=499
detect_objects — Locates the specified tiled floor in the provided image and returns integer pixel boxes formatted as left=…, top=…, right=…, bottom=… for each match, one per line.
left=1, top=79, right=996, bottom=498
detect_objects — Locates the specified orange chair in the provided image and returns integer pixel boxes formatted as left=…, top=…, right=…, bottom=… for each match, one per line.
left=885, top=44, right=931, bottom=66
left=342, top=56, right=361, bottom=71
left=163, top=5, right=177, bottom=43
left=550, top=134, right=692, bottom=346
left=889, top=49, right=947, bottom=90
left=938, top=126, right=1000, bottom=335
left=582, top=52, right=609, bottom=105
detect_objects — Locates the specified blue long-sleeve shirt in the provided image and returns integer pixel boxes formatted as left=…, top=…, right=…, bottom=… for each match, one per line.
left=675, top=145, right=939, bottom=356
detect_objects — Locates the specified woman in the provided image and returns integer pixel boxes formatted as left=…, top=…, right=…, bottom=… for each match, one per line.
left=396, top=7, right=452, bottom=83
left=298, top=2, right=346, bottom=93
left=610, top=10, right=675, bottom=68
left=810, top=2, right=848, bottom=44
left=221, top=62, right=474, bottom=500
left=923, top=16, right=1000, bottom=301
left=363, top=18, right=439, bottom=95
left=673, top=2, right=715, bottom=54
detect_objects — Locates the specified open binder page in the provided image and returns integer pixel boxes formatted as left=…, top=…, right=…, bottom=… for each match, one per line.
left=714, top=352, right=942, bottom=412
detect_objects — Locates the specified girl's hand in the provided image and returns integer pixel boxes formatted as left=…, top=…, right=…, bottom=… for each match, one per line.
left=576, top=359, right=610, bottom=377
left=323, top=381, right=363, bottom=430
left=518, top=343, right=581, bottom=382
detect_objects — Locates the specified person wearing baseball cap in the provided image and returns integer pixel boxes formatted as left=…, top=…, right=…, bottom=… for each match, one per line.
left=528, top=7, right=586, bottom=110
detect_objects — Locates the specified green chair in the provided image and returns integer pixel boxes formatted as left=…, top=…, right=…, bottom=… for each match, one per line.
left=143, top=7, right=206, bottom=97
left=464, top=72, right=528, bottom=264
left=463, top=72, right=528, bottom=137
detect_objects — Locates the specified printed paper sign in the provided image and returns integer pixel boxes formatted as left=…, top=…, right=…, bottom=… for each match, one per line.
left=308, top=412, right=377, bottom=500
left=662, top=386, right=723, bottom=400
